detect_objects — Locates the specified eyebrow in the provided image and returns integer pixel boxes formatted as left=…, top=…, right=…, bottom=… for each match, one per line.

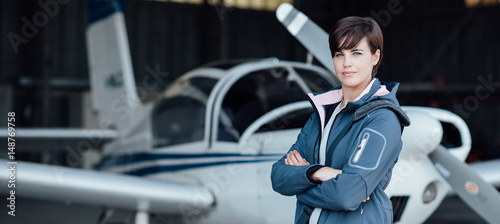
left=336, top=48, right=364, bottom=53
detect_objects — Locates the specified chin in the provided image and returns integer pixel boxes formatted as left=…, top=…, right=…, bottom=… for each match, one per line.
left=340, top=79, right=361, bottom=87
left=340, top=76, right=371, bottom=88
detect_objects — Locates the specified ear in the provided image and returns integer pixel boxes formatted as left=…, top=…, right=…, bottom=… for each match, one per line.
left=372, top=49, right=381, bottom=66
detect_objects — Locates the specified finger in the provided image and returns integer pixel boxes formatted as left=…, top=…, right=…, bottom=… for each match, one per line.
left=287, top=155, right=295, bottom=165
left=294, top=150, right=302, bottom=159
left=296, top=151, right=309, bottom=164
left=289, top=151, right=299, bottom=162
left=292, top=150, right=304, bottom=161
left=296, top=152, right=310, bottom=166
left=302, top=158, right=309, bottom=166
left=285, top=158, right=288, bottom=165
left=290, top=152, right=302, bottom=165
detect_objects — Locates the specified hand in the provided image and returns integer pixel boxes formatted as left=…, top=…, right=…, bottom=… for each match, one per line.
left=285, top=150, right=310, bottom=166
left=363, top=196, right=371, bottom=203
left=310, top=167, right=342, bottom=182
left=310, top=167, right=370, bottom=202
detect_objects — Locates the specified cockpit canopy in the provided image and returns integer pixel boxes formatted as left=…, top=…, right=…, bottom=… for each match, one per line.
left=152, top=60, right=337, bottom=148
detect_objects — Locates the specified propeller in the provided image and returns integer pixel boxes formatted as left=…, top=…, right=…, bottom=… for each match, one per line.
left=429, top=145, right=500, bottom=223
left=276, top=3, right=500, bottom=223
left=276, top=3, right=341, bottom=87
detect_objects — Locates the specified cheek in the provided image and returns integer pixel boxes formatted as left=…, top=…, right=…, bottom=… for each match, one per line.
left=333, top=58, right=341, bottom=66
left=356, top=57, right=373, bottom=70
left=333, top=59, right=342, bottom=71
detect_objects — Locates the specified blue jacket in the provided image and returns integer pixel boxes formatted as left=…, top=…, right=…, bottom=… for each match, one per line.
left=271, top=78, right=410, bottom=223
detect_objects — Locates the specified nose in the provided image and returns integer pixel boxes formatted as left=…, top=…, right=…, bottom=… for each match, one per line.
left=343, top=55, right=352, bottom=68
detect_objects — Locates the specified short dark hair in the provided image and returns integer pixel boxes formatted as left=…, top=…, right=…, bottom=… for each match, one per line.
left=329, top=16, right=383, bottom=77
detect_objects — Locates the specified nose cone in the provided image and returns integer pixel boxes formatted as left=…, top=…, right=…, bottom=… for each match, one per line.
left=400, top=111, right=443, bottom=159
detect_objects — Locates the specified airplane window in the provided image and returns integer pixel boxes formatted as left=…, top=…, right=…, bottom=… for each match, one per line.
left=185, top=77, right=218, bottom=96
left=153, top=77, right=217, bottom=148
left=153, top=96, right=205, bottom=148
left=219, top=67, right=326, bottom=141
left=256, top=108, right=314, bottom=133
left=164, top=77, right=217, bottom=99
left=294, top=67, right=335, bottom=92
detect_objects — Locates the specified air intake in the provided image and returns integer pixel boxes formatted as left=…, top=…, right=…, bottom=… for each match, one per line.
left=391, top=196, right=410, bottom=222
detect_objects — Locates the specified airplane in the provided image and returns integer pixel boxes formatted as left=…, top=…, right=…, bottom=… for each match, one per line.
left=2, top=1, right=500, bottom=224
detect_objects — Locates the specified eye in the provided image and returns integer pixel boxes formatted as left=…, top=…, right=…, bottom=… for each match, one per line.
left=335, top=53, right=344, bottom=57
left=353, top=52, right=362, bottom=56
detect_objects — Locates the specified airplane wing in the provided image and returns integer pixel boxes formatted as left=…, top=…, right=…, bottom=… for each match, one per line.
left=0, top=128, right=117, bottom=152
left=0, top=159, right=214, bottom=216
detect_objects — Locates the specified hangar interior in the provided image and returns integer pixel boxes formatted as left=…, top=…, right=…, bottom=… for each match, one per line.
left=1, top=0, right=500, bottom=163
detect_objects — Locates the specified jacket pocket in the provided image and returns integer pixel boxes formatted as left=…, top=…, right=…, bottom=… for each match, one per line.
left=371, top=190, right=393, bottom=224
left=348, top=128, right=386, bottom=170
left=383, top=208, right=393, bottom=224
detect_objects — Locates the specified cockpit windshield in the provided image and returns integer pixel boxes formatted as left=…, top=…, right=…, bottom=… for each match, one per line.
left=152, top=77, right=217, bottom=148
left=152, top=64, right=334, bottom=148
left=218, top=66, right=334, bottom=141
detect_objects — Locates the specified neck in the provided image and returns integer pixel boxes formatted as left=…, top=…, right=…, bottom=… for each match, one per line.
left=342, top=87, right=363, bottom=103
left=341, top=79, right=373, bottom=108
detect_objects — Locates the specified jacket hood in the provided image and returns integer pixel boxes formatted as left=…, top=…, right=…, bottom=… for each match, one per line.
left=307, top=78, right=410, bottom=129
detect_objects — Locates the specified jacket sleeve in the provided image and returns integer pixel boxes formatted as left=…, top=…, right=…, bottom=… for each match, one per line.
left=270, top=114, right=321, bottom=196
left=296, top=109, right=403, bottom=211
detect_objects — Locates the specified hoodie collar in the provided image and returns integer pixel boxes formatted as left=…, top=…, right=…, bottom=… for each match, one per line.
left=307, top=78, right=391, bottom=131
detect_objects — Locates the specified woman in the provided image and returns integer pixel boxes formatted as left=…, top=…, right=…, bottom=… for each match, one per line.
left=270, top=16, right=410, bottom=223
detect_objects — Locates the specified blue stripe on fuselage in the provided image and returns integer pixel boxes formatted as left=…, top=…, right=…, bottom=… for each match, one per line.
left=124, top=159, right=277, bottom=176
left=98, top=152, right=283, bottom=173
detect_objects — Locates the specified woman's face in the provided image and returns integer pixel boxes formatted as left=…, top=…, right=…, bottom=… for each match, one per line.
left=333, top=37, right=380, bottom=91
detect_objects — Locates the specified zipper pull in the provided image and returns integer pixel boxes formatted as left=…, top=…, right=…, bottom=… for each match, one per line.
left=353, top=138, right=367, bottom=163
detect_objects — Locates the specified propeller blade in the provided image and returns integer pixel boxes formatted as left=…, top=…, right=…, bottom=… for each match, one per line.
left=429, top=145, right=500, bottom=223
left=276, top=3, right=341, bottom=87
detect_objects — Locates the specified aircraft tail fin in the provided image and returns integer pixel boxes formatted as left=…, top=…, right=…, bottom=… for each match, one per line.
left=85, top=0, right=141, bottom=132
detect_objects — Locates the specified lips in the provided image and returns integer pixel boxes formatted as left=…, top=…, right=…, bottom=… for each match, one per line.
left=342, top=71, right=356, bottom=76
